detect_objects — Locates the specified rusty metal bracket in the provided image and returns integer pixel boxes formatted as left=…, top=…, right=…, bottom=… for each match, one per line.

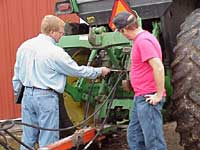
left=71, top=129, right=85, bottom=147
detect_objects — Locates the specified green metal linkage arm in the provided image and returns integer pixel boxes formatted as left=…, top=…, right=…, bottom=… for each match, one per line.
left=71, top=0, right=79, bottom=13
left=76, top=49, right=98, bottom=89
left=58, top=32, right=131, bottom=49
left=152, top=22, right=161, bottom=40
left=88, top=49, right=98, bottom=65
left=107, top=47, right=120, bottom=68
left=65, top=81, right=102, bottom=103
left=65, top=84, right=82, bottom=102
left=98, top=79, right=106, bottom=96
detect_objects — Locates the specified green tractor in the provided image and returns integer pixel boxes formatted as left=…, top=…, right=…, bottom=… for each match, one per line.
left=47, top=0, right=200, bottom=149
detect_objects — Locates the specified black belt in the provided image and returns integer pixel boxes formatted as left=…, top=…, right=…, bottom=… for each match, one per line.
left=25, top=86, right=57, bottom=93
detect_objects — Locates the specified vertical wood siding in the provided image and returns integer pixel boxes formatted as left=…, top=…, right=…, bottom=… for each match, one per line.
left=0, top=0, right=79, bottom=119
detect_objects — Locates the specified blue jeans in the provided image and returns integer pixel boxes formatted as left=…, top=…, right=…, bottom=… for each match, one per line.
left=20, top=87, right=59, bottom=150
left=127, top=95, right=167, bottom=150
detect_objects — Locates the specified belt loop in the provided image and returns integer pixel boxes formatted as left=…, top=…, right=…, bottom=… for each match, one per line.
left=31, top=87, right=34, bottom=96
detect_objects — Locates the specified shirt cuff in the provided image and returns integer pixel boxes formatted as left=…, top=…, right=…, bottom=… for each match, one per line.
left=95, top=67, right=102, bottom=77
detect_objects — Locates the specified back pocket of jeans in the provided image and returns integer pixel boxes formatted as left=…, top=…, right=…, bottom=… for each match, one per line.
left=38, top=94, right=58, bottom=113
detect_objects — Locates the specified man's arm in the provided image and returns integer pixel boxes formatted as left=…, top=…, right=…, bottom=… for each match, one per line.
left=146, top=57, right=165, bottom=105
left=51, top=48, right=110, bottom=79
left=12, top=49, right=21, bottom=95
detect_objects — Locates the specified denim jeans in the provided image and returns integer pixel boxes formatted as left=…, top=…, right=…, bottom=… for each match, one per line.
left=20, top=87, right=59, bottom=150
left=127, top=95, right=167, bottom=150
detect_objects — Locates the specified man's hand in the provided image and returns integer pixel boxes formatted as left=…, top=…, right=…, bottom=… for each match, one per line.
left=101, top=67, right=111, bottom=77
left=145, top=93, right=162, bottom=105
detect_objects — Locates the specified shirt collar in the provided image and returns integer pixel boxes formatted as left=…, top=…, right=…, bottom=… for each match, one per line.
left=38, top=33, right=56, bottom=44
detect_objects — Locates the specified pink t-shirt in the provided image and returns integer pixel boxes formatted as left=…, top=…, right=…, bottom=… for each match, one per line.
left=130, top=30, right=165, bottom=96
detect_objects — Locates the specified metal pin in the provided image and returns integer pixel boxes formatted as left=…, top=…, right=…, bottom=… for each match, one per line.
left=110, top=69, right=128, bottom=72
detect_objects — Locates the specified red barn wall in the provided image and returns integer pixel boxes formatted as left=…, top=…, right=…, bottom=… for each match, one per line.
left=0, top=0, right=79, bottom=119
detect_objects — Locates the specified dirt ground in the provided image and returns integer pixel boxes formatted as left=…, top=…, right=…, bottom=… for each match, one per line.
left=0, top=121, right=184, bottom=150
left=99, top=121, right=184, bottom=150
left=163, top=122, right=184, bottom=150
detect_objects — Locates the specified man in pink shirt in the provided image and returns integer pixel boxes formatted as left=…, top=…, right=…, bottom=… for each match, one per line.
left=113, top=11, right=167, bottom=150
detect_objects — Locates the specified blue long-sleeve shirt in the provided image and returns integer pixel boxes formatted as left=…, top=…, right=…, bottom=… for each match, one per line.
left=12, top=34, right=102, bottom=94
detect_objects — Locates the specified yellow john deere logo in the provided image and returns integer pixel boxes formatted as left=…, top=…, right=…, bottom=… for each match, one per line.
left=86, top=16, right=96, bottom=24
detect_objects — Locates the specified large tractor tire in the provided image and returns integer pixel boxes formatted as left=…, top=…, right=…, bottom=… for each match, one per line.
left=60, top=48, right=95, bottom=138
left=63, top=49, right=95, bottom=126
left=171, top=9, right=200, bottom=150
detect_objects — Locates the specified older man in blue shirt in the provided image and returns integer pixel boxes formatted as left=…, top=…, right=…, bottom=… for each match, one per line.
left=12, top=15, right=110, bottom=149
